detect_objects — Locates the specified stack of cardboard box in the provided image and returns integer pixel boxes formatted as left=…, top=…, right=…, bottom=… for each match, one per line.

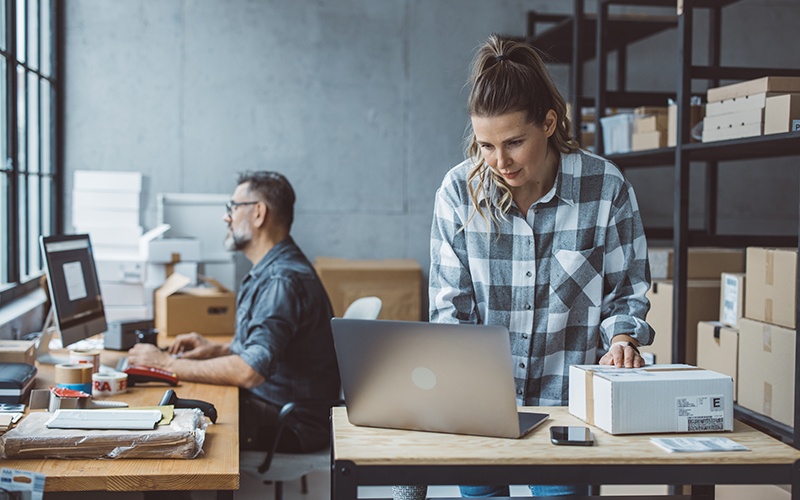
left=667, top=103, right=705, bottom=147
left=641, top=247, right=745, bottom=365
left=632, top=106, right=668, bottom=151
left=702, top=76, right=800, bottom=143
left=736, top=247, right=796, bottom=428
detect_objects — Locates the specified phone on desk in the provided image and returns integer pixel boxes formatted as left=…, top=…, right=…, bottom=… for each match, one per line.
left=116, top=357, right=179, bottom=386
left=550, top=426, right=593, bottom=446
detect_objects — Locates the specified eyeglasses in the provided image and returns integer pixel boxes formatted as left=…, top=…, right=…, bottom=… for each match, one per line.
left=225, top=200, right=259, bottom=216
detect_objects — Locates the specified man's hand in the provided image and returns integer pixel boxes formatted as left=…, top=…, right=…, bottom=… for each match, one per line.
left=168, top=332, right=224, bottom=359
left=128, top=343, right=174, bottom=370
left=599, top=340, right=644, bottom=368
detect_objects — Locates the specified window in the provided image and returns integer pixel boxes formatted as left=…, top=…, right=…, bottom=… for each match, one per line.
left=0, top=0, right=60, bottom=302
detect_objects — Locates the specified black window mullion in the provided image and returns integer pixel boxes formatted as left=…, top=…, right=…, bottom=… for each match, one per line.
left=6, top=0, right=17, bottom=284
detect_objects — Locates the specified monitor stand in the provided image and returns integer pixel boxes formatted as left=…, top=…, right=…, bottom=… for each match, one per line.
left=35, top=307, right=70, bottom=365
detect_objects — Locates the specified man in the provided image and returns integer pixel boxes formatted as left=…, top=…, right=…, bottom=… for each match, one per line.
left=129, top=171, right=340, bottom=453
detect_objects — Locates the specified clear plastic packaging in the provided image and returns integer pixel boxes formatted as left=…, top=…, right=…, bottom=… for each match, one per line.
left=0, top=408, right=207, bottom=459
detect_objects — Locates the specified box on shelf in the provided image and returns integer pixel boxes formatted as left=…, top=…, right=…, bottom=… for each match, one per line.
left=667, top=104, right=704, bottom=147
left=764, top=93, right=800, bottom=135
left=315, top=257, right=422, bottom=321
left=702, top=107, right=764, bottom=143
left=72, top=208, right=140, bottom=229
left=744, top=247, right=796, bottom=329
left=631, top=130, right=666, bottom=151
left=74, top=170, right=142, bottom=193
left=706, top=76, right=800, bottom=103
left=72, top=190, right=140, bottom=211
left=140, top=225, right=202, bottom=264
left=706, top=91, right=779, bottom=117
left=599, top=113, right=634, bottom=154
left=155, top=273, right=236, bottom=337
left=720, top=272, right=746, bottom=328
left=648, top=247, right=744, bottom=280
left=0, top=340, right=36, bottom=365
left=696, top=321, right=739, bottom=401
left=104, top=305, right=152, bottom=322
left=634, top=106, right=668, bottom=134
left=98, top=282, right=147, bottom=307
left=96, top=258, right=147, bottom=284
left=569, top=364, right=733, bottom=435
left=737, top=317, right=795, bottom=428
left=641, top=279, right=721, bottom=365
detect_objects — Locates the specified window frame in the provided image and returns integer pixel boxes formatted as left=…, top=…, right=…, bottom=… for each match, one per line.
left=0, top=0, right=62, bottom=306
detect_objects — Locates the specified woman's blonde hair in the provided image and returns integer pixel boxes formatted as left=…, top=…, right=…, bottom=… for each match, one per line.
left=463, top=34, right=578, bottom=234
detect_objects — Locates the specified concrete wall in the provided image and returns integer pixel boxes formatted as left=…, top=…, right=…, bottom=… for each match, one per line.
left=64, top=0, right=800, bottom=297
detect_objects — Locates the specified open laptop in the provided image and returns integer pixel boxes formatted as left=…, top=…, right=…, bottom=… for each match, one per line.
left=331, top=318, right=549, bottom=439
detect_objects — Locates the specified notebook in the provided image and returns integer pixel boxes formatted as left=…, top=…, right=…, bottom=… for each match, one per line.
left=331, top=318, right=549, bottom=439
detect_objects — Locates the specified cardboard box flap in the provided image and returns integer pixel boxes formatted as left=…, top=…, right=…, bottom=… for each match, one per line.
left=198, top=274, right=232, bottom=293
left=140, top=224, right=171, bottom=244
left=155, top=272, right=193, bottom=298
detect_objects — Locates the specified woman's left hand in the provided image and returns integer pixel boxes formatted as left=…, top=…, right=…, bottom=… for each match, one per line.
left=599, top=341, right=643, bottom=368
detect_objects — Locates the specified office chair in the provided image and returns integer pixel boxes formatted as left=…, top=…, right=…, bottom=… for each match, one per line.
left=240, top=297, right=382, bottom=500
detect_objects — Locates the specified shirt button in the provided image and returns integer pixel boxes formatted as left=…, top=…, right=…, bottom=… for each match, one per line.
left=517, top=389, right=523, bottom=396
left=526, top=271, right=532, bottom=277
left=525, top=304, right=531, bottom=310
left=533, top=207, right=539, bottom=214
left=521, top=333, right=528, bottom=339
left=519, top=363, right=525, bottom=369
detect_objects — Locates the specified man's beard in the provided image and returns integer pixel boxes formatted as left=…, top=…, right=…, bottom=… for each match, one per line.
left=224, top=224, right=252, bottom=252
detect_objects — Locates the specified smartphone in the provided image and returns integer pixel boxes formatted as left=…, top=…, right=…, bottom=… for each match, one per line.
left=550, top=426, right=593, bottom=446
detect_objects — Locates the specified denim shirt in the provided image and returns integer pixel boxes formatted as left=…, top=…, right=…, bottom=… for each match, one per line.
left=230, top=236, right=340, bottom=448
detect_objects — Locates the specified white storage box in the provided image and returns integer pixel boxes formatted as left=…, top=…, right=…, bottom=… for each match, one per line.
left=569, top=364, right=733, bottom=435
left=599, top=113, right=634, bottom=154
left=140, top=225, right=202, bottom=264
left=74, top=170, right=142, bottom=193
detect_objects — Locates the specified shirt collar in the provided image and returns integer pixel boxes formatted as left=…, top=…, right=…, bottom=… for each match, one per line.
left=247, top=236, right=295, bottom=280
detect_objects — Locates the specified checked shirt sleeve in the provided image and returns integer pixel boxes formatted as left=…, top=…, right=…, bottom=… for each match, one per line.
left=429, top=177, right=479, bottom=325
left=599, top=178, right=655, bottom=348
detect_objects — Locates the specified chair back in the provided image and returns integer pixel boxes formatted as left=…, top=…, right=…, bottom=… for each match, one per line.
left=342, top=296, right=382, bottom=320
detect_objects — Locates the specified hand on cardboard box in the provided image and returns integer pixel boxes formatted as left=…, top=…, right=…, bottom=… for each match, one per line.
left=599, top=338, right=644, bottom=369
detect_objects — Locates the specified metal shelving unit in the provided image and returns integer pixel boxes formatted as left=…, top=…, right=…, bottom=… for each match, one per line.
left=528, top=0, right=800, bottom=448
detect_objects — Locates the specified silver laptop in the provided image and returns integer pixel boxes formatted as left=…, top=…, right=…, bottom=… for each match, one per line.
left=331, top=318, right=549, bottom=439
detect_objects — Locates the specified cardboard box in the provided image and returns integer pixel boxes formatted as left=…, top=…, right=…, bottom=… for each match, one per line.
left=667, top=104, right=705, bottom=146
left=74, top=170, right=142, bottom=193
left=72, top=190, right=140, bottom=211
left=702, top=107, right=764, bottom=143
left=104, top=305, right=152, bottom=322
left=696, top=321, right=739, bottom=400
left=737, top=317, right=795, bottom=427
left=634, top=114, right=668, bottom=134
left=706, top=91, right=779, bottom=117
left=569, top=364, right=734, bottom=435
left=641, top=279, right=721, bottom=365
left=0, top=340, right=36, bottom=365
left=315, top=257, right=422, bottom=321
left=744, top=247, right=797, bottom=329
left=631, top=130, right=666, bottom=151
left=72, top=207, right=140, bottom=229
left=764, top=93, right=800, bottom=135
left=155, top=273, right=236, bottom=336
left=707, top=76, right=800, bottom=103
left=648, top=247, right=745, bottom=280
left=720, top=272, right=746, bottom=328
left=98, top=282, right=147, bottom=307
left=140, top=225, right=202, bottom=264
left=96, top=258, right=147, bottom=284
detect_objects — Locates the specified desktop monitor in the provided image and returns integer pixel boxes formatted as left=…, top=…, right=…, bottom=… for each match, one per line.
left=38, top=234, right=107, bottom=364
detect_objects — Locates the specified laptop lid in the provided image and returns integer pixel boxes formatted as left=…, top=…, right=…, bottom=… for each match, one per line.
left=331, top=318, right=546, bottom=439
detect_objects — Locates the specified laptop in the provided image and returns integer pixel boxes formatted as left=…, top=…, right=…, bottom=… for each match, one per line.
left=331, top=318, right=549, bottom=439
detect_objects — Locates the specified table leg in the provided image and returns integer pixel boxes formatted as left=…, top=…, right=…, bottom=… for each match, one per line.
left=690, top=484, right=714, bottom=499
left=333, top=460, right=358, bottom=500
left=217, top=490, right=234, bottom=500
left=793, top=459, right=800, bottom=500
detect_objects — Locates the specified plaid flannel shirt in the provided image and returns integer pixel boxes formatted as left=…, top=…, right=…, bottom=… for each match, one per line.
left=429, top=148, right=654, bottom=406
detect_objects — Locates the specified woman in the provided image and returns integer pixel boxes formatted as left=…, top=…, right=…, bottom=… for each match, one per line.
left=428, top=34, right=655, bottom=497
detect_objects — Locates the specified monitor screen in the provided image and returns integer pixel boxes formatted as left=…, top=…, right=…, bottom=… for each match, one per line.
left=40, top=234, right=107, bottom=353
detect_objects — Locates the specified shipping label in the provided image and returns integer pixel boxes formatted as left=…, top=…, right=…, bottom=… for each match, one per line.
left=676, top=395, right=725, bottom=432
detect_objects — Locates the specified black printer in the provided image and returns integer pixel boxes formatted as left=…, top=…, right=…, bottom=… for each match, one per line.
left=0, top=362, right=37, bottom=404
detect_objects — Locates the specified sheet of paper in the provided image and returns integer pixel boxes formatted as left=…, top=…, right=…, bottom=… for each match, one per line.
left=63, top=261, right=87, bottom=301
left=650, top=437, right=749, bottom=453
left=46, top=409, right=163, bottom=430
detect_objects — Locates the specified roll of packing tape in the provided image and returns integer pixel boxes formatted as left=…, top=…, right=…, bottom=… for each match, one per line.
left=92, top=372, right=128, bottom=396
left=55, top=363, right=93, bottom=385
left=69, top=350, right=101, bottom=374
left=57, top=382, right=93, bottom=394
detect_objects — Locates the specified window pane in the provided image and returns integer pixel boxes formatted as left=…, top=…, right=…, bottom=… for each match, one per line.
left=0, top=0, right=6, bottom=52
left=41, top=174, right=50, bottom=238
left=16, top=0, right=25, bottom=64
left=27, top=73, right=38, bottom=174
left=17, top=173, right=26, bottom=277
left=27, top=174, right=38, bottom=272
left=0, top=173, right=6, bottom=284
left=40, top=79, right=49, bottom=174
left=16, top=66, right=25, bottom=173
left=27, top=0, right=37, bottom=71
left=40, top=0, right=50, bottom=76
left=0, top=57, right=5, bottom=174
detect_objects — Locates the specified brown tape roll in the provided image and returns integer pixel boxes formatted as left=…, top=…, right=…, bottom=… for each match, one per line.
left=55, top=363, right=93, bottom=384
left=69, top=350, right=101, bottom=374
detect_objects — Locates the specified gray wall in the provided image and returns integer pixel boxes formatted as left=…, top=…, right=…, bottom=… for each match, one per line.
left=64, top=0, right=800, bottom=291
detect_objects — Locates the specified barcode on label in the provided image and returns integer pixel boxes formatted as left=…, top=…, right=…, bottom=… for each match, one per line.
left=688, top=416, right=724, bottom=431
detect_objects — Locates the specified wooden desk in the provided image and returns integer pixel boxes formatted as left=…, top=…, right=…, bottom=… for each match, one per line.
left=2, top=345, right=239, bottom=499
left=332, top=406, right=800, bottom=499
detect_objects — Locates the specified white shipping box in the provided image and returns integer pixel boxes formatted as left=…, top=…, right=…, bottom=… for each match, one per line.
left=74, top=170, right=142, bottom=193
left=104, top=305, right=152, bottom=322
left=75, top=225, right=143, bottom=247
left=98, top=282, right=146, bottom=307
left=96, top=258, right=147, bottom=284
left=720, top=272, right=746, bottom=328
left=705, top=92, right=778, bottom=117
left=72, top=207, right=140, bottom=229
left=569, top=364, right=733, bottom=435
left=139, top=225, right=202, bottom=264
left=72, top=190, right=140, bottom=211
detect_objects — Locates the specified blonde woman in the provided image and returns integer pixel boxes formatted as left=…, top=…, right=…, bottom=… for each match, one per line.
left=428, top=35, right=655, bottom=497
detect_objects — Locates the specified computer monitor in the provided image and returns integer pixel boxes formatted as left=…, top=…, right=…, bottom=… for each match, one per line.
left=38, top=234, right=107, bottom=364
